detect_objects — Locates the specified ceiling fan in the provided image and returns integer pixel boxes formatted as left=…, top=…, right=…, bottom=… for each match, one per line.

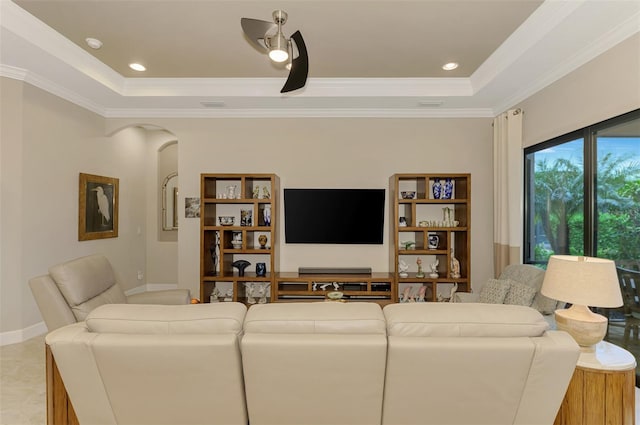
left=241, top=10, right=308, bottom=93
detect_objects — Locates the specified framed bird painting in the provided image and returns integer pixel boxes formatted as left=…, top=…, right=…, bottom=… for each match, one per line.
left=78, top=173, right=119, bottom=241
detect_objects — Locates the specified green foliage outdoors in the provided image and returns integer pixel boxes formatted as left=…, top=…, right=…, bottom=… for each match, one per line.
left=533, top=152, right=640, bottom=263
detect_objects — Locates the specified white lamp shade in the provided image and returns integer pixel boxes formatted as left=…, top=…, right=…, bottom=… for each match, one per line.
left=541, top=255, right=622, bottom=308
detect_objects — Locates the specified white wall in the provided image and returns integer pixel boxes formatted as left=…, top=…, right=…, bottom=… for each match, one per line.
left=0, top=79, right=149, bottom=338
left=516, top=33, right=640, bottom=148
left=107, top=117, right=496, bottom=300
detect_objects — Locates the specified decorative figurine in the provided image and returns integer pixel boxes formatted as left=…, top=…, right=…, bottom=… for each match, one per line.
left=400, top=286, right=414, bottom=303
left=252, top=186, right=260, bottom=199
left=415, top=258, right=425, bottom=278
left=210, top=287, right=220, bottom=303
left=262, top=186, right=271, bottom=199
left=450, top=251, right=461, bottom=278
left=210, top=232, right=221, bottom=274
left=232, top=259, right=251, bottom=276
left=226, top=185, right=237, bottom=199
left=429, top=259, right=439, bottom=278
left=449, top=282, right=459, bottom=303
left=399, top=217, right=407, bottom=227
left=255, top=262, right=266, bottom=277
left=263, top=204, right=271, bottom=226
left=258, top=234, right=268, bottom=249
left=224, top=289, right=233, bottom=302
left=399, top=260, right=409, bottom=278
left=415, top=285, right=427, bottom=302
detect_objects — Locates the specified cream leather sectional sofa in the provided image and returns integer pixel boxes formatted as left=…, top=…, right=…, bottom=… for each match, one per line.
left=46, top=301, right=580, bottom=425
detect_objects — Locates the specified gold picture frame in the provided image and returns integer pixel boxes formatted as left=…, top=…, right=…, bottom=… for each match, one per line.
left=78, top=173, right=119, bottom=241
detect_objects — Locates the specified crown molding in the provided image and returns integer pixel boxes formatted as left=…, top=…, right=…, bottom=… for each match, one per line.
left=123, top=77, right=473, bottom=98
left=103, top=107, right=494, bottom=119
left=0, top=64, right=106, bottom=116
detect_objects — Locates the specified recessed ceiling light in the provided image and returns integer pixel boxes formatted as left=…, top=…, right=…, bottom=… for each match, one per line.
left=442, top=62, right=459, bottom=71
left=85, top=38, right=103, bottom=49
left=129, top=63, right=146, bottom=72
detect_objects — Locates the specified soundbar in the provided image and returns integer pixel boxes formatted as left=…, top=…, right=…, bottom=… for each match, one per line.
left=298, top=267, right=372, bottom=275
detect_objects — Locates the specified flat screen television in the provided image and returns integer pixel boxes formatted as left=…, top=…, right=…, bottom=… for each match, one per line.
left=284, top=188, right=385, bottom=244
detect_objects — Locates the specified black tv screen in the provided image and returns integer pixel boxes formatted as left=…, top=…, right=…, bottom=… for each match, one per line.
left=284, top=188, right=385, bottom=244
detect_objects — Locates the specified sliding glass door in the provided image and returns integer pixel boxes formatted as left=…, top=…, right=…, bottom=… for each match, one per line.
left=524, top=110, right=639, bottom=267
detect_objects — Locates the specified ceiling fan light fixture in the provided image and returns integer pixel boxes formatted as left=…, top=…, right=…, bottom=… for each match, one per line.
left=267, top=32, right=289, bottom=63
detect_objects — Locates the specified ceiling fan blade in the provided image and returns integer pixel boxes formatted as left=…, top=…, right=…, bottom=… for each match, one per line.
left=281, top=31, right=309, bottom=93
left=241, top=18, right=276, bottom=52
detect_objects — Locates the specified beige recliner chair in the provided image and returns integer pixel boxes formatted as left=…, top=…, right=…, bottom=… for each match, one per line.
left=29, top=254, right=191, bottom=331
left=46, top=303, right=248, bottom=425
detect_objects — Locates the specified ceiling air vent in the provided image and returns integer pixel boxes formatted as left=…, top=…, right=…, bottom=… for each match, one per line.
left=201, top=101, right=225, bottom=108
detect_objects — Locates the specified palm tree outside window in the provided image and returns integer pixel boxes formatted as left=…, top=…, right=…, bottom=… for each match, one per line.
left=524, top=109, right=640, bottom=269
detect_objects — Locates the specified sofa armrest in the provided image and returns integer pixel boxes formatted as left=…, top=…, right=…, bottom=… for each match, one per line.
left=454, top=292, right=479, bottom=303
left=127, top=289, right=191, bottom=305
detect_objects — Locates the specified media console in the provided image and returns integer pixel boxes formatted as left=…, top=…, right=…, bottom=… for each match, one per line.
left=298, top=267, right=373, bottom=274
left=274, top=272, right=396, bottom=304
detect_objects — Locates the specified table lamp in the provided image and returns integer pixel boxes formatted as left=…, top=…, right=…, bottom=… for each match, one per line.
left=541, top=255, right=622, bottom=352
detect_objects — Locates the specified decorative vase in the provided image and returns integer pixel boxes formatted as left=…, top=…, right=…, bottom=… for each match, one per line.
left=256, top=262, right=266, bottom=277
left=263, top=205, right=271, bottom=226
left=442, top=178, right=453, bottom=199
left=442, top=207, right=453, bottom=226
left=428, top=234, right=439, bottom=250
left=232, top=259, right=251, bottom=276
left=258, top=234, right=268, bottom=249
left=209, top=233, right=220, bottom=274
left=432, top=179, right=443, bottom=199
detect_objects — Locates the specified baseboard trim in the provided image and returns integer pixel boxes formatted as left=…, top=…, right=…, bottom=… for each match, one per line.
left=0, top=321, right=47, bottom=346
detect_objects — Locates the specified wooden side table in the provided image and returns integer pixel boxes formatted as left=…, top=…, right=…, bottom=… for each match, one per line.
left=555, top=341, right=636, bottom=425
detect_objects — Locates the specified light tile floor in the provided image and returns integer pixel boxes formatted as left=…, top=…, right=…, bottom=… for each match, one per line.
left=0, top=335, right=46, bottom=425
left=0, top=330, right=639, bottom=425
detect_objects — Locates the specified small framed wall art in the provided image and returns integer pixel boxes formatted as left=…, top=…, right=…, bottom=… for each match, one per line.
left=78, top=173, right=119, bottom=241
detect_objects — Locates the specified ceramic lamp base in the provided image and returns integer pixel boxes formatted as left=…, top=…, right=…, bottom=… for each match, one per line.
left=554, top=304, right=608, bottom=352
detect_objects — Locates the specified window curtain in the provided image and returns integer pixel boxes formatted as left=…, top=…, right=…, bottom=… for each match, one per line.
left=493, top=108, right=523, bottom=277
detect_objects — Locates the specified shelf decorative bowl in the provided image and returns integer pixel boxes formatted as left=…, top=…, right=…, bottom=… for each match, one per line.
left=219, top=216, right=235, bottom=226
left=400, top=191, right=416, bottom=199
left=231, top=241, right=243, bottom=249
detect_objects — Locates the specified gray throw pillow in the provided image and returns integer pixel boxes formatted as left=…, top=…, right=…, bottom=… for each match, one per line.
left=479, top=279, right=510, bottom=304
left=504, top=280, right=537, bottom=306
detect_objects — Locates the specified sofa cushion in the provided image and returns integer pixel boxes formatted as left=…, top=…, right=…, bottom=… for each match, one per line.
left=243, top=302, right=386, bottom=335
left=478, top=279, right=510, bottom=304
left=504, top=280, right=537, bottom=306
left=49, top=254, right=120, bottom=307
left=86, top=303, right=246, bottom=335
left=383, top=303, right=549, bottom=337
